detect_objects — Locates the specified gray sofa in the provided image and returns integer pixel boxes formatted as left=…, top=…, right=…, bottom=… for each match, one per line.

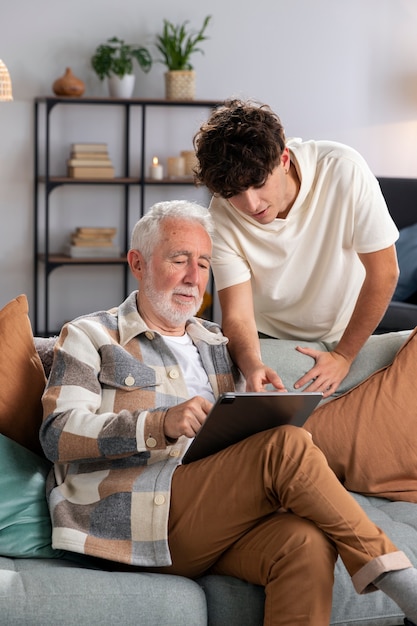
left=377, top=176, right=417, bottom=333
left=1, top=332, right=416, bottom=626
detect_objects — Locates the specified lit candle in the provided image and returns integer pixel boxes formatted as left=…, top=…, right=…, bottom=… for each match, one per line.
left=149, top=156, right=164, bottom=180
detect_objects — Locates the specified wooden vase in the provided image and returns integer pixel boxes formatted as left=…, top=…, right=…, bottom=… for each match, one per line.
left=52, top=68, right=85, bottom=97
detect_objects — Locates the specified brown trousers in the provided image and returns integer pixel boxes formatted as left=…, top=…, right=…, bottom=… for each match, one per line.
left=155, top=426, right=410, bottom=626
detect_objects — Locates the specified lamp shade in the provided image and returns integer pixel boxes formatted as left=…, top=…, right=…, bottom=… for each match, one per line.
left=0, top=59, right=13, bottom=101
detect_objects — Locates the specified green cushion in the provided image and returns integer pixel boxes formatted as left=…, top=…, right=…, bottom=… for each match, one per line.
left=0, top=434, right=64, bottom=558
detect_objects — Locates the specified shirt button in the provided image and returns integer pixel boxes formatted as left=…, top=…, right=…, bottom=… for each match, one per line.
left=146, top=437, right=157, bottom=448
left=168, top=368, right=179, bottom=379
left=124, top=375, right=135, bottom=387
left=154, top=495, right=165, bottom=505
left=145, top=331, right=154, bottom=340
left=170, top=449, right=180, bottom=457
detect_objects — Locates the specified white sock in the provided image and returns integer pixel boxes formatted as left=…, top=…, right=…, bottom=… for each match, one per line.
left=375, top=568, right=417, bottom=623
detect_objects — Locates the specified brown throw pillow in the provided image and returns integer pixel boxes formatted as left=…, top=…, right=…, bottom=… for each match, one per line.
left=0, top=295, right=46, bottom=456
left=304, top=326, right=417, bottom=502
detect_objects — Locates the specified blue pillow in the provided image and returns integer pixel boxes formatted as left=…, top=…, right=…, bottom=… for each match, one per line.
left=0, top=433, right=65, bottom=558
left=393, top=222, right=417, bottom=301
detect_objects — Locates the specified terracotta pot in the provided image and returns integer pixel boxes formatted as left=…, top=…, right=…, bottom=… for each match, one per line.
left=53, top=67, right=85, bottom=97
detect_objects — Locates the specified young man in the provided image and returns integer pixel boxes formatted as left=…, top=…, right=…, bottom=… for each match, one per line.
left=40, top=201, right=416, bottom=626
left=193, top=99, right=401, bottom=398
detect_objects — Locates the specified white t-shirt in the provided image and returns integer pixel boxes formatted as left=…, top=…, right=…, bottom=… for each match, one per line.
left=209, top=138, right=399, bottom=343
left=163, top=333, right=215, bottom=403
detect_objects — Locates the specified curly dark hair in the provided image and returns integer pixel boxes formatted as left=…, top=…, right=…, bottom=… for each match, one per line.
left=193, top=99, right=286, bottom=198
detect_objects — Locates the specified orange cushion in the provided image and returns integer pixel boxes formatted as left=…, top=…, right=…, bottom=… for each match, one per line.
left=0, top=295, right=46, bottom=456
left=304, top=326, right=417, bottom=502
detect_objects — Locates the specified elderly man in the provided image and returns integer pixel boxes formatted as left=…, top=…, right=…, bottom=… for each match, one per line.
left=40, top=200, right=417, bottom=626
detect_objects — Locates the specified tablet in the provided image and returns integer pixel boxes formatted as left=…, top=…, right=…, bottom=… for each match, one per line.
left=181, top=391, right=322, bottom=464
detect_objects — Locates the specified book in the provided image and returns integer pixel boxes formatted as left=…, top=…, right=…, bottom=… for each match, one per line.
left=70, top=227, right=117, bottom=247
left=70, top=152, right=110, bottom=160
left=75, top=227, right=117, bottom=237
left=71, top=143, right=108, bottom=152
left=71, top=237, right=115, bottom=247
left=67, top=158, right=113, bottom=167
left=67, top=244, right=122, bottom=258
left=68, top=166, right=115, bottom=179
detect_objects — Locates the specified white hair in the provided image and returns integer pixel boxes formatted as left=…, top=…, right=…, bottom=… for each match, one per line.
left=130, top=200, right=214, bottom=260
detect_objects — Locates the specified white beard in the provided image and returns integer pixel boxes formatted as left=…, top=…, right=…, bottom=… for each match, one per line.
left=141, top=277, right=203, bottom=327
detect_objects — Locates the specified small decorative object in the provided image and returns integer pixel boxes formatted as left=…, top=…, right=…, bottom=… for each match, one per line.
left=154, top=15, right=211, bottom=100
left=180, top=150, right=198, bottom=177
left=91, top=36, right=152, bottom=98
left=149, top=156, right=163, bottom=180
left=167, top=155, right=185, bottom=178
left=52, top=67, right=85, bottom=97
left=0, top=59, right=13, bottom=101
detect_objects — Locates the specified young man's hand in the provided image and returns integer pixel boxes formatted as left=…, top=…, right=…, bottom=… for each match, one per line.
left=244, top=364, right=287, bottom=393
left=294, top=347, right=350, bottom=398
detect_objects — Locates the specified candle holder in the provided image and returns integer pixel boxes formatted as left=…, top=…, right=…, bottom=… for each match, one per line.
left=180, top=150, right=197, bottom=177
left=167, top=156, right=186, bottom=178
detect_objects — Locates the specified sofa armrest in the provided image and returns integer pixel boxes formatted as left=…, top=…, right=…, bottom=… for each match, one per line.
left=376, top=301, right=417, bottom=334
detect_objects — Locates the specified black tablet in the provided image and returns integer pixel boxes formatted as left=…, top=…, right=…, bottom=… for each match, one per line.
left=182, top=391, right=322, bottom=464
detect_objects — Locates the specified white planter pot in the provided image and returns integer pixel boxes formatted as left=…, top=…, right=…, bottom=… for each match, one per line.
left=107, top=74, right=135, bottom=98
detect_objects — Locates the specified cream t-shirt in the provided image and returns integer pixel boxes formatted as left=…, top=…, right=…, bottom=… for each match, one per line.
left=209, top=138, right=399, bottom=342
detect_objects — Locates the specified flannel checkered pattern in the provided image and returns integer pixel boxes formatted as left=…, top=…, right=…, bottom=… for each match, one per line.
left=40, top=291, right=243, bottom=566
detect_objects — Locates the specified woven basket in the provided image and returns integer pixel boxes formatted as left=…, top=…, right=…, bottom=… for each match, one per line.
left=164, top=70, right=195, bottom=101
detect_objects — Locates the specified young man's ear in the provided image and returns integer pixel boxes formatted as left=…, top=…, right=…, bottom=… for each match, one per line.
left=280, top=147, right=291, bottom=173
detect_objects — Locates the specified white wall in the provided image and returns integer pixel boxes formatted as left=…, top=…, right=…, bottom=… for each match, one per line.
left=2, top=0, right=417, bottom=330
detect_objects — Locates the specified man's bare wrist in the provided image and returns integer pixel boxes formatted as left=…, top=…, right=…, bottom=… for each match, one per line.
left=333, top=348, right=353, bottom=363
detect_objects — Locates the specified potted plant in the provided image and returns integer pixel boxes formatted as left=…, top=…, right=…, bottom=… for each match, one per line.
left=154, top=15, right=212, bottom=100
left=91, top=36, right=152, bottom=98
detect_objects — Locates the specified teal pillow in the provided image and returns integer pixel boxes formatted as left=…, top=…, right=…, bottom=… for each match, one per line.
left=0, top=433, right=64, bottom=558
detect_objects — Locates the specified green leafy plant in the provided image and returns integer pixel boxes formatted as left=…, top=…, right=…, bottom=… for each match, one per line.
left=91, top=36, right=152, bottom=80
left=155, top=15, right=212, bottom=71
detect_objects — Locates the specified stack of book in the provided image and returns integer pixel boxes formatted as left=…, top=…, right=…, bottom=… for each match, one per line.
left=67, top=226, right=121, bottom=258
left=67, top=143, right=115, bottom=179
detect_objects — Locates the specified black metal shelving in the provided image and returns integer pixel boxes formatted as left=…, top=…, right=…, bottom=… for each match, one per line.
left=34, top=96, right=220, bottom=335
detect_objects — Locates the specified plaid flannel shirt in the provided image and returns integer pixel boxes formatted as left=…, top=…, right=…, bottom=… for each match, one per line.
left=40, top=291, right=243, bottom=567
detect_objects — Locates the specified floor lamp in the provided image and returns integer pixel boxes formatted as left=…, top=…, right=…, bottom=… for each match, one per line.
left=0, top=59, right=13, bottom=101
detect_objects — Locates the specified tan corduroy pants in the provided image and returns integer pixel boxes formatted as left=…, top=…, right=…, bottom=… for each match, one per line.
left=157, top=425, right=410, bottom=626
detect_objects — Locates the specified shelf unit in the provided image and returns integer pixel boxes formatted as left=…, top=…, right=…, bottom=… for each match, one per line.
left=34, top=96, right=221, bottom=336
